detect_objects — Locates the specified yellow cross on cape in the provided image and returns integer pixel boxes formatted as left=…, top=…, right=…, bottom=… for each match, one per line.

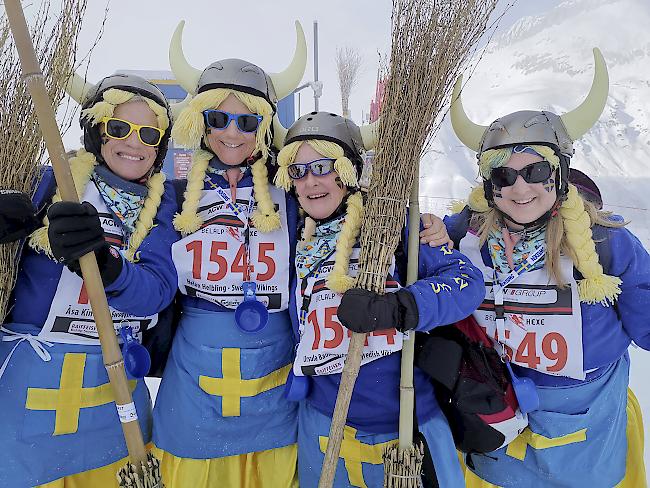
left=25, top=352, right=136, bottom=435
left=319, top=425, right=397, bottom=488
left=199, top=347, right=291, bottom=417
left=506, top=427, right=587, bottom=460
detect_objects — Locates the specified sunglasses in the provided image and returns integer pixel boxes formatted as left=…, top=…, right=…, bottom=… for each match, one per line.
left=490, top=161, right=553, bottom=188
left=203, top=110, right=263, bottom=133
left=287, top=158, right=336, bottom=180
left=101, top=117, right=164, bottom=147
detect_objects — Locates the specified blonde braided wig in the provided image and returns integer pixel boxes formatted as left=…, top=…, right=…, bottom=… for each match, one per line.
left=277, top=139, right=364, bottom=294
left=171, top=88, right=280, bottom=233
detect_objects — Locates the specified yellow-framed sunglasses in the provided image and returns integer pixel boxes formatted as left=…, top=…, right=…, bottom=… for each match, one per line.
left=100, top=117, right=164, bottom=147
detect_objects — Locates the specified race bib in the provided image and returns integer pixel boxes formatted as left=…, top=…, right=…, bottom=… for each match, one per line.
left=293, top=248, right=405, bottom=376
left=460, top=233, right=585, bottom=380
left=172, top=185, right=290, bottom=311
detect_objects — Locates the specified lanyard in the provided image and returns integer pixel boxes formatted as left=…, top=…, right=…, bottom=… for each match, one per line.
left=298, top=247, right=338, bottom=328
left=215, top=185, right=256, bottom=281
left=492, top=244, right=546, bottom=352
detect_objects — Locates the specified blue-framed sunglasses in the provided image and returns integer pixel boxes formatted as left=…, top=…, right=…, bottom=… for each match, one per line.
left=287, top=158, right=336, bottom=179
left=203, top=110, right=263, bottom=133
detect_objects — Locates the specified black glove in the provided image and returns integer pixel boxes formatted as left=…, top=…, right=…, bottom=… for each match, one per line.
left=47, top=201, right=123, bottom=286
left=0, top=190, right=40, bottom=244
left=337, top=288, right=419, bottom=333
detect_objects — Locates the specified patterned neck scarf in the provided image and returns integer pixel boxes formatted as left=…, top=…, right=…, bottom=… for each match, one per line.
left=487, top=224, right=547, bottom=275
left=296, top=215, right=345, bottom=279
left=206, top=155, right=251, bottom=178
left=93, top=165, right=148, bottom=242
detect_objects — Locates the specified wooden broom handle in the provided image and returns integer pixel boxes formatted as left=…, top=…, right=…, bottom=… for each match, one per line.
left=319, top=173, right=422, bottom=486
left=4, top=0, right=148, bottom=471
left=318, top=331, right=365, bottom=488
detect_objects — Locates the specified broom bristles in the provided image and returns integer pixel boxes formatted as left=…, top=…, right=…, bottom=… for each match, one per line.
left=383, top=442, right=424, bottom=488
left=116, top=452, right=165, bottom=488
left=356, top=0, right=498, bottom=293
left=0, top=0, right=87, bottom=322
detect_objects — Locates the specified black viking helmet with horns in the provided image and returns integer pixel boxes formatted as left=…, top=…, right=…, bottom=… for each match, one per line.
left=450, top=48, right=609, bottom=201
left=169, top=20, right=307, bottom=106
left=65, top=72, right=173, bottom=171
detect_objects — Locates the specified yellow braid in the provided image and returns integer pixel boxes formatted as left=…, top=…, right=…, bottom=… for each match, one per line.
left=327, top=192, right=364, bottom=293
left=560, top=185, right=621, bottom=305
left=173, top=149, right=212, bottom=235
left=29, top=149, right=98, bottom=257
left=275, top=139, right=359, bottom=191
left=172, top=88, right=278, bottom=233
left=123, top=171, right=166, bottom=262
left=82, top=88, right=169, bottom=130
left=275, top=141, right=302, bottom=191
left=467, top=185, right=491, bottom=213
left=250, top=158, right=281, bottom=232
left=448, top=199, right=467, bottom=214
left=29, top=149, right=164, bottom=263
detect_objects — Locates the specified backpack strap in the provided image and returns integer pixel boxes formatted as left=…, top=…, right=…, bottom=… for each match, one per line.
left=448, top=206, right=472, bottom=249
left=592, top=224, right=612, bottom=275
left=171, top=178, right=188, bottom=212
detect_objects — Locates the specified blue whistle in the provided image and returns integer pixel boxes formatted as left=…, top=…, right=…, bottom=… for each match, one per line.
left=506, top=361, right=540, bottom=414
left=120, top=324, right=151, bottom=379
left=234, top=281, right=269, bottom=333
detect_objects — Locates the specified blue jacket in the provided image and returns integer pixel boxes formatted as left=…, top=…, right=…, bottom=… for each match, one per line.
left=8, top=166, right=179, bottom=327
left=289, top=220, right=486, bottom=433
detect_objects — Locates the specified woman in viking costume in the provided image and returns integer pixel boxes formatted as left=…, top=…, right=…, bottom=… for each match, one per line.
left=274, top=111, right=486, bottom=487
left=0, top=73, right=178, bottom=486
left=150, top=21, right=306, bottom=487
left=445, top=48, right=648, bottom=487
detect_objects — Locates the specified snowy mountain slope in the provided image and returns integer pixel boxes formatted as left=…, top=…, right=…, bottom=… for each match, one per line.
left=420, top=0, right=650, bottom=478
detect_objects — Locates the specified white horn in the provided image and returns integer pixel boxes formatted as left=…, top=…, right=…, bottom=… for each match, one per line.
left=360, top=119, right=379, bottom=151
left=170, top=93, right=192, bottom=121
left=450, top=76, right=487, bottom=152
left=169, top=20, right=202, bottom=96
left=65, top=71, right=94, bottom=105
left=560, top=48, right=609, bottom=141
left=273, top=115, right=289, bottom=149
left=269, top=21, right=307, bottom=101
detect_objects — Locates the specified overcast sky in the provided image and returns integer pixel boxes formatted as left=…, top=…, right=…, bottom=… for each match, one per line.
left=11, top=0, right=564, bottom=146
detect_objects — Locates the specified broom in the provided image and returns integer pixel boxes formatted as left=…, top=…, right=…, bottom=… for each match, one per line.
left=318, top=1, right=497, bottom=487
left=0, top=0, right=84, bottom=323
left=3, top=1, right=163, bottom=486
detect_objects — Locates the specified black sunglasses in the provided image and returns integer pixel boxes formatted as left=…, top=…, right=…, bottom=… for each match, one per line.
left=491, top=161, right=553, bottom=188
left=203, top=110, right=263, bottom=133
